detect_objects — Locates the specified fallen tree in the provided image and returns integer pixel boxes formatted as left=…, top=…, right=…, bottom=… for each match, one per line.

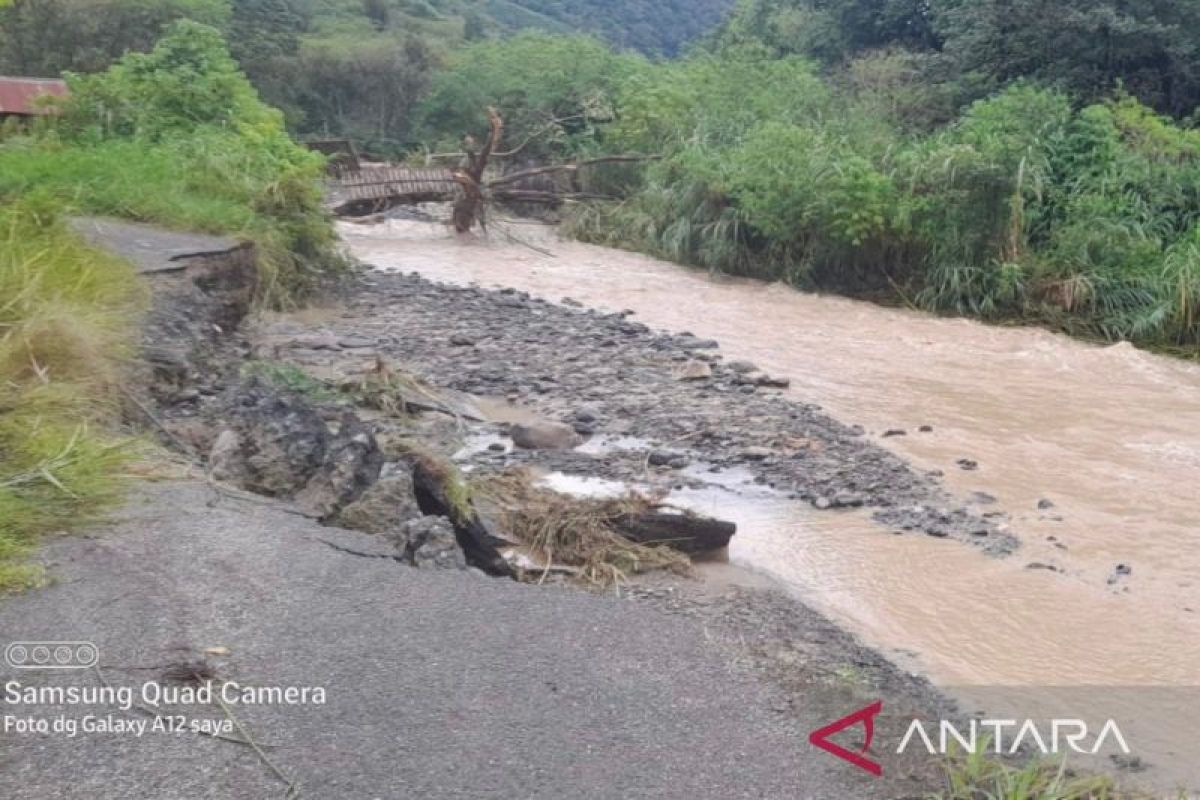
left=439, top=107, right=659, bottom=233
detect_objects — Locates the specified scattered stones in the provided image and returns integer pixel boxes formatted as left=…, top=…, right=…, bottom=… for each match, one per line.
left=1107, top=563, right=1133, bottom=585
left=510, top=420, right=582, bottom=450
left=257, top=269, right=1015, bottom=551
left=677, top=360, right=713, bottom=381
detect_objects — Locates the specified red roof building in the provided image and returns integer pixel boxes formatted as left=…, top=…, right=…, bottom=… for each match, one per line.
left=0, top=77, right=68, bottom=117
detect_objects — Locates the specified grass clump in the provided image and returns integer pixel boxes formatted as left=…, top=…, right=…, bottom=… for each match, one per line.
left=0, top=201, right=143, bottom=591
left=475, top=469, right=689, bottom=587
left=932, top=749, right=1143, bottom=800
left=240, top=361, right=341, bottom=405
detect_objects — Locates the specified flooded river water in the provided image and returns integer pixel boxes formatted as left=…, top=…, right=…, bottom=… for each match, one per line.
left=343, top=216, right=1200, bottom=697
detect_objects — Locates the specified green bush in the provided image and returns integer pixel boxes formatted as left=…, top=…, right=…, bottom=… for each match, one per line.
left=1, top=21, right=340, bottom=304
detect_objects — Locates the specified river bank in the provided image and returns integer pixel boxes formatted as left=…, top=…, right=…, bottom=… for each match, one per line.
left=1, top=216, right=966, bottom=798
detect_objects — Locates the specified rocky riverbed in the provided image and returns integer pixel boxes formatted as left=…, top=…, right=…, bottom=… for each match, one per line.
left=250, top=267, right=1014, bottom=551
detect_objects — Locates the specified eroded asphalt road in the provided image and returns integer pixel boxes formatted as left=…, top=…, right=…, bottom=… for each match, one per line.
left=0, top=483, right=938, bottom=799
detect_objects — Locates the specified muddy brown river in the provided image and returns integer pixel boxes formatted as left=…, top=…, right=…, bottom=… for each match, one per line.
left=343, top=216, right=1200, bottom=696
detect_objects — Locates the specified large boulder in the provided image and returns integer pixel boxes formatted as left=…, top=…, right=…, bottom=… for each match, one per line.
left=510, top=420, right=582, bottom=450
left=295, top=413, right=385, bottom=519
left=209, top=379, right=329, bottom=496
left=334, top=469, right=423, bottom=534
left=388, top=516, right=467, bottom=570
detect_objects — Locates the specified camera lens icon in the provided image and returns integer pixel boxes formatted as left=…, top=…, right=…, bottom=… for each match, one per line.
left=5, top=641, right=98, bottom=670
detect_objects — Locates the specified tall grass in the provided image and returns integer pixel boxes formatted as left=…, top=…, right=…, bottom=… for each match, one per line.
left=0, top=133, right=341, bottom=306
left=0, top=202, right=143, bottom=591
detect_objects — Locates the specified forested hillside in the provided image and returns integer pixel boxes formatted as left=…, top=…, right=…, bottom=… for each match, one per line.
left=0, top=0, right=733, bottom=151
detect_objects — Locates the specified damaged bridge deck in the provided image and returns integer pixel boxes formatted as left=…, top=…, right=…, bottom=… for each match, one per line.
left=326, top=166, right=463, bottom=215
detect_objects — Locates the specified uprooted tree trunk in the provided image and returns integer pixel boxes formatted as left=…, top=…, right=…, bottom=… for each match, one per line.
left=443, top=108, right=660, bottom=234
left=451, top=107, right=503, bottom=233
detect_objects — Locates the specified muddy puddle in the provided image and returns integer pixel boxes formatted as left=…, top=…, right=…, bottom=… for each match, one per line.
left=344, top=215, right=1200, bottom=769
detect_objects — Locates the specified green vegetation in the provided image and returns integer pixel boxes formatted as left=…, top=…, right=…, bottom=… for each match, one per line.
left=0, top=22, right=339, bottom=589
left=0, top=21, right=338, bottom=302
left=932, top=750, right=1133, bottom=800
left=0, top=203, right=143, bottom=591
left=556, top=56, right=1200, bottom=348
left=415, top=33, right=644, bottom=160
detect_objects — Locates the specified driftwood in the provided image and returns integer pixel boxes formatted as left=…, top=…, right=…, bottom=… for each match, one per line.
left=614, top=508, right=736, bottom=554
left=411, top=457, right=513, bottom=575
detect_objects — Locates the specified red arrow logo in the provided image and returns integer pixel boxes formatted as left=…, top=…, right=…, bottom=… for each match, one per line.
left=808, top=700, right=884, bottom=776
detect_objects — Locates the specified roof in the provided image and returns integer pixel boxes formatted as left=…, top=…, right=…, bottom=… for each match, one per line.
left=0, top=77, right=68, bottom=116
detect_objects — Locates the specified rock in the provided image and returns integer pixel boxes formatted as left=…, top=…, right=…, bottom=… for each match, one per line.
left=218, top=379, right=329, bottom=496
left=754, top=374, right=791, bottom=388
left=390, top=516, right=467, bottom=570
left=207, top=429, right=246, bottom=484
left=956, top=458, right=979, bottom=471
left=970, top=491, right=997, bottom=505
left=727, top=360, right=759, bottom=374
left=283, top=332, right=341, bottom=351
left=739, top=446, right=772, bottom=461
left=648, top=450, right=679, bottom=467
left=572, top=407, right=599, bottom=424
left=449, top=333, right=477, bottom=347
left=337, top=336, right=376, bottom=349
left=511, top=421, right=582, bottom=450
left=882, top=429, right=907, bottom=438
left=572, top=421, right=596, bottom=435
left=613, top=508, right=736, bottom=553
left=677, top=360, right=713, bottom=381
left=295, top=413, right=385, bottom=519
left=830, top=490, right=865, bottom=508
left=813, top=496, right=833, bottom=510
left=918, top=425, right=934, bottom=433
left=675, top=336, right=719, bottom=350
left=1026, top=562, right=1061, bottom=573
left=1037, top=498, right=1056, bottom=510
left=334, top=470, right=422, bottom=534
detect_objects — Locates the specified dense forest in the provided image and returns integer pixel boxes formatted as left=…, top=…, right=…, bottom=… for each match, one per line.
left=3, top=0, right=1200, bottom=350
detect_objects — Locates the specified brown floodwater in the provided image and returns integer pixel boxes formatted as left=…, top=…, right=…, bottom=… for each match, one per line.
left=342, top=216, right=1200, bottom=694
